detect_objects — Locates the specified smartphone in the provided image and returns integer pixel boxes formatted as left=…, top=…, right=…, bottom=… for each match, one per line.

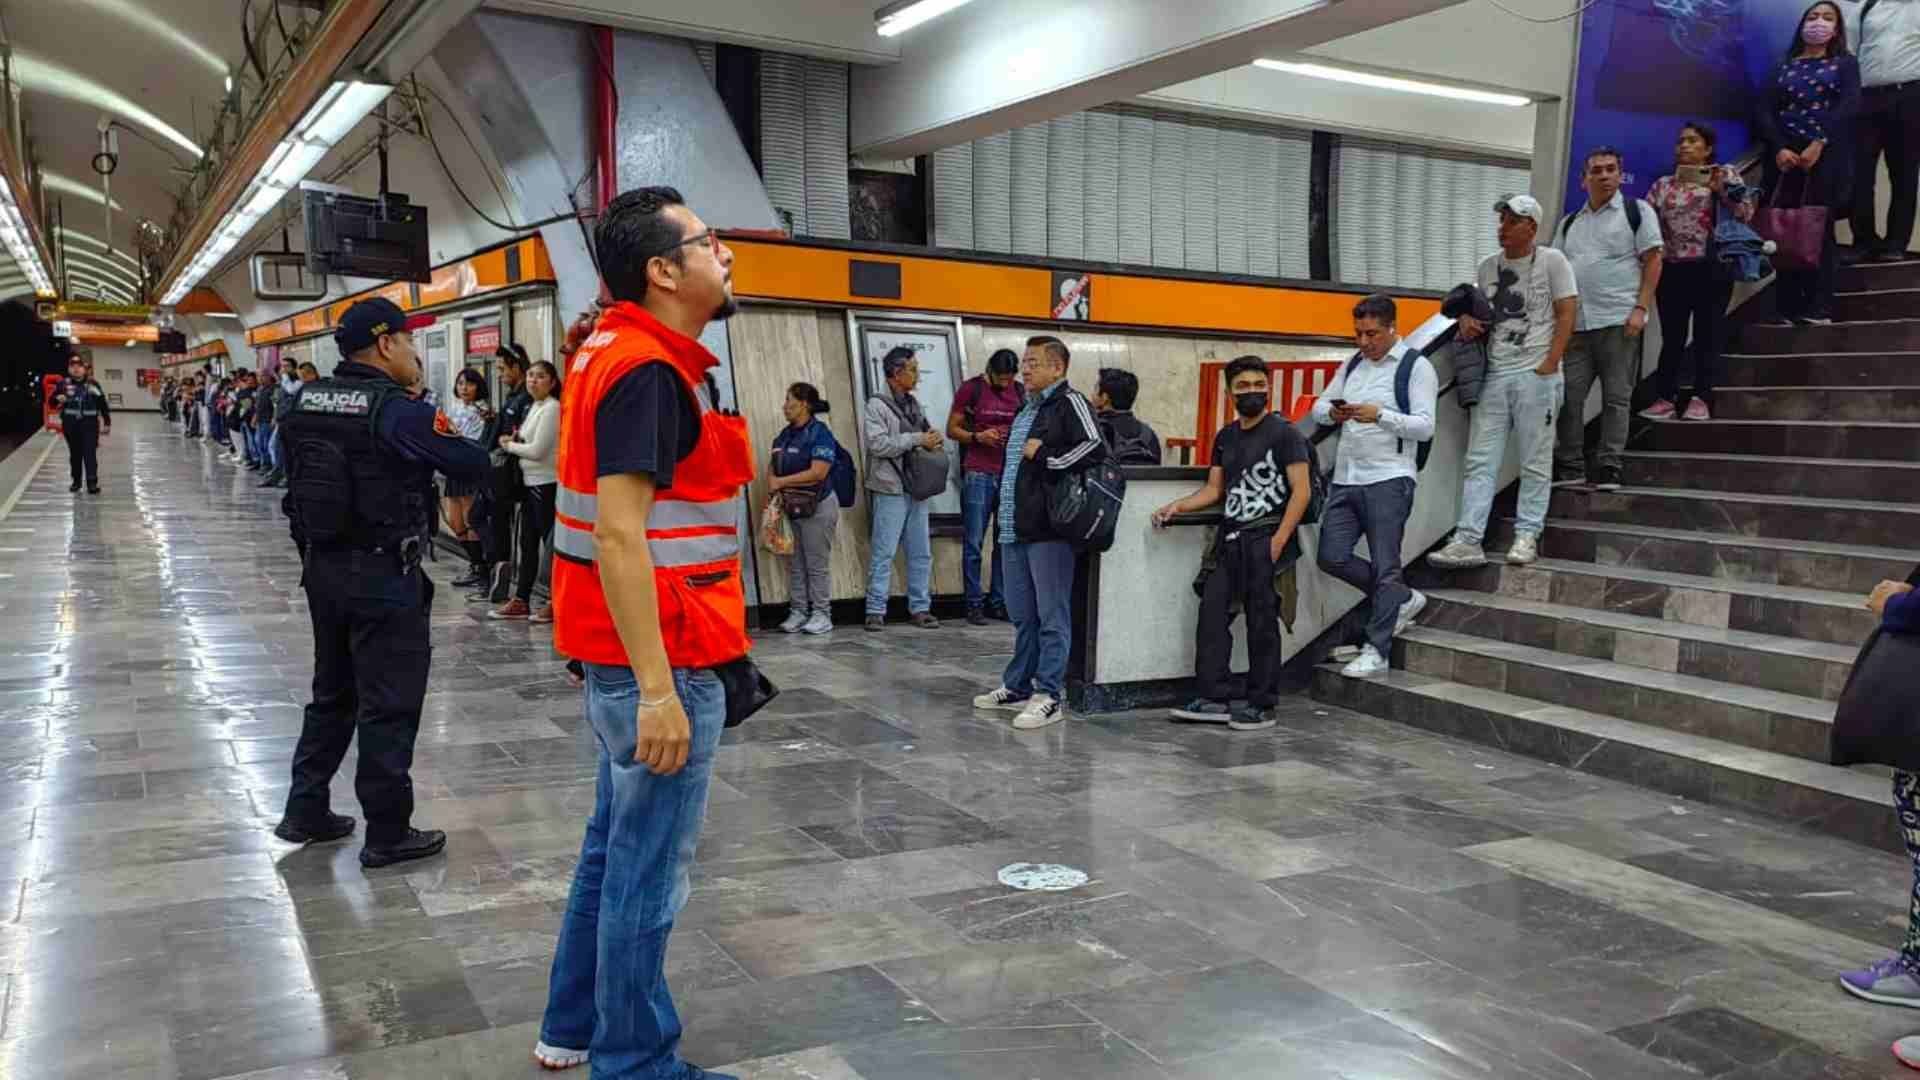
left=1330, top=399, right=1349, bottom=409
left=1678, top=164, right=1712, bottom=187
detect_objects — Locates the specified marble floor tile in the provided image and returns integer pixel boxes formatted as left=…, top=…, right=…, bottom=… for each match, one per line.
left=1069, top=959, right=1371, bottom=1063
left=873, top=939, right=1154, bottom=1022
left=705, top=903, right=967, bottom=979
left=676, top=965, right=940, bottom=1067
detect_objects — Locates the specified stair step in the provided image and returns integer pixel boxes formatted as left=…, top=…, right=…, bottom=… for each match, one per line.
left=1735, top=316, right=1920, bottom=356
left=1486, top=516, right=1920, bottom=593
left=1311, top=666, right=1897, bottom=851
left=1413, top=556, right=1878, bottom=648
left=1420, top=588, right=1857, bottom=701
left=1620, top=451, right=1920, bottom=503
left=1836, top=258, right=1920, bottom=293
left=1718, top=351, right=1920, bottom=387
left=1711, top=385, right=1920, bottom=422
left=1833, top=287, right=1920, bottom=323
left=1542, top=484, right=1920, bottom=549
left=1637, top=417, right=1920, bottom=462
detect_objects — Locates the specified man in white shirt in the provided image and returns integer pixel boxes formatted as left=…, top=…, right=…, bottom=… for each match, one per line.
left=1428, top=195, right=1579, bottom=571
left=1851, top=0, right=1920, bottom=260
left=1552, top=147, right=1663, bottom=490
left=1310, top=294, right=1438, bottom=678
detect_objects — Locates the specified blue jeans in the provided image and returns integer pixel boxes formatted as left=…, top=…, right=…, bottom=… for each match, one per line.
left=1001, top=539, right=1076, bottom=699
left=1455, top=369, right=1563, bottom=545
left=960, top=470, right=1006, bottom=612
left=541, top=665, right=726, bottom=1078
left=264, top=422, right=281, bottom=469
left=865, top=492, right=931, bottom=617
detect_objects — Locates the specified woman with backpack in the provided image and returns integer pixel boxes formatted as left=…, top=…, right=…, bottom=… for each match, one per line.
left=769, top=382, right=840, bottom=635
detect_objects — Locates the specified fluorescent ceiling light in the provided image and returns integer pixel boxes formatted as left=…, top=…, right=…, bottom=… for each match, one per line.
left=57, top=228, right=142, bottom=270
left=1252, top=59, right=1531, bottom=108
left=10, top=50, right=204, bottom=158
left=875, top=0, right=975, bottom=37
left=205, top=311, right=239, bottom=319
left=44, top=172, right=125, bottom=213
left=70, top=0, right=227, bottom=78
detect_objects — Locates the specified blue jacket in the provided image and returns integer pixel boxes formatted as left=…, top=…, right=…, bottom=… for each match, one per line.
left=1713, top=186, right=1771, bottom=283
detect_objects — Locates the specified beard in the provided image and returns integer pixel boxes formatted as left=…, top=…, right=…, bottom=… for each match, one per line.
left=712, top=293, right=739, bottom=321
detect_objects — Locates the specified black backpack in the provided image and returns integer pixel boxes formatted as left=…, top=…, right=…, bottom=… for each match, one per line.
left=1334, top=348, right=1434, bottom=472
left=1555, top=198, right=1646, bottom=249
left=1047, top=457, right=1127, bottom=553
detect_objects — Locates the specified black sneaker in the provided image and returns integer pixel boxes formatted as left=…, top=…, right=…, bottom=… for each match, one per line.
left=1170, top=699, right=1232, bottom=723
left=451, top=566, right=487, bottom=589
left=274, top=812, right=356, bottom=844
left=87, top=485, right=100, bottom=495
left=1229, top=706, right=1278, bottom=732
left=986, top=605, right=1011, bottom=622
left=1551, top=466, right=1586, bottom=488
left=1592, top=467, right=1623, bottom=492
left=360, top=827, right=448, bottom=868
left=864, top=616, right=884, bottom=632
left=69, top=482, right=80, bottom=492
left=490, top=563, right=513, bottom=603
left=966, top=609, right=989, bottom=626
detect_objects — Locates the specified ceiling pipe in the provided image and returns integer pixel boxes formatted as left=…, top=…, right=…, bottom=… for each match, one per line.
left=594, top=25, right=616, bottom=212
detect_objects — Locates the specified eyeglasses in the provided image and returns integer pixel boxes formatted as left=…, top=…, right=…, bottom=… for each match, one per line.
left=648, top=229, right=720, bottom=260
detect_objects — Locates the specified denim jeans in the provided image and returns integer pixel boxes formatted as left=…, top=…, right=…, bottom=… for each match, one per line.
left=266, top=422, right=282, bottom=470
left=541, top=665, right=726, bottom=1078
left=1001, top=539, right=1076, bottom=699
left=959, top=470, right=1005, bottom=612
left=1455, top=368, right=1563, bottom=545
left=865, top=493, right=931, bottom=617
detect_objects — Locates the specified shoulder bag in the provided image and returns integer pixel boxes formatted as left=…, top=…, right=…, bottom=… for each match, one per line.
left=877, top=395, right=950, bottom=501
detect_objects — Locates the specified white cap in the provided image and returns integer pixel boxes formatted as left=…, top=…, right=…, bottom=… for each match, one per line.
left=1495, top=195, right=1544, bottom=225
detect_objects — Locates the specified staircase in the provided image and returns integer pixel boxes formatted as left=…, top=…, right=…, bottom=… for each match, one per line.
left=1314, top=260, right=1920, bottom=852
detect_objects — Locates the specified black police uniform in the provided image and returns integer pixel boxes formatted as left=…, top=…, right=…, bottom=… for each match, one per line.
left=55, top=375, right=110, bottom=492
left=277, top=348, right=490, bottom=866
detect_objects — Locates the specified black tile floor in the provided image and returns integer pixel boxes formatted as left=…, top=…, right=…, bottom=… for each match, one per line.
left=1, top=416, right=1918, bottom=1078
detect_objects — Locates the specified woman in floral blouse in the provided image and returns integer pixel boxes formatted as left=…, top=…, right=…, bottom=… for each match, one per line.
left=1643, top=122, right=1756, bottom=421
left=1756, top=1, right=1860, bottom=326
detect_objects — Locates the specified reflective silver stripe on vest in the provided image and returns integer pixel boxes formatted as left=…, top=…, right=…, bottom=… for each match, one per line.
left=649, top=531, right=739, bottom=567
left=648, top=499, right=737, bottom=531
left=557, top=486, right=597, bottom=522
left=554, top=519, right=598, bottom=562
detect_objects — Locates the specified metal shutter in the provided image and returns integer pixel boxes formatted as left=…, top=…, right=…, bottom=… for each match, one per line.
left=1047, top=113, right=1085, bottom=261
left=758, top=53, right=809, bottom=235
left=1009, top=122, right=1049, bottom=256
left=1083, top=111, right=1120, bottom=263
left=932, top=143, right=974, bottom=250
left=1151, top=116, right=1186, bottom=269
left=803, top=59, right=850, bottom=240
left=1214, top=127, right=1250, bottom=276
left=973, top=131, right=1013, bottom=254
left=1335, top=137, right=1530, bottom=290
left=1244, top=131, right=1281, bottom=278
left=1117, top=111, right=1155, bottom=266
left=1274, top=130, right=1312, bottom=279
left=1183, top=119, right=1218, bottom=272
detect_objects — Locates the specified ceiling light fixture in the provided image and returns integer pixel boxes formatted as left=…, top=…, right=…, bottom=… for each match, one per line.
left=43, top=172, right=125, bottom=213
left=9, top=50, right=204, bottom=158
left=875, top=0, right=976, bottom=37
left=0, top=178, right=53, bottom=293
left=1252, top=59, right=1531, bottom=108
left=159, top=79, right=392, bottom=306
left=204, top=311, right=240, bottom=319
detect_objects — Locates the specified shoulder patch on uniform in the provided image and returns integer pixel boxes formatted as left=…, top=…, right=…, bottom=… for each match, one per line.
left=300, top=388, right=373, bottom=415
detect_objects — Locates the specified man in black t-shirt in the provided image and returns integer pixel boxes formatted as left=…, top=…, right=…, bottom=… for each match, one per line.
left=1151, top=356, right=1312, bottom=731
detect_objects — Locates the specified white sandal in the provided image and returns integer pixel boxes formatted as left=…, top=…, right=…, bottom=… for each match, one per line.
left=533, top=1041, right=589, bottom=1070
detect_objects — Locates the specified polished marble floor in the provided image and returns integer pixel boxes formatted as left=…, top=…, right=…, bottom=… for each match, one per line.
left=3, top=416, right=1919, bottom=1079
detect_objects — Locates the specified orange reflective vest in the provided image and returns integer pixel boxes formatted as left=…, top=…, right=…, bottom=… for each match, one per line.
left=552, top=302, right=755, bottom=670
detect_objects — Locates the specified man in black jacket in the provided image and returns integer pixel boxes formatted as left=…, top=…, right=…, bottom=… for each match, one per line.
left=970, top=335, right=1105, bottom=730
left=1094, top=367, right=1163, bottom=465
left=53, top=354, right=110, bottom=493
left=478, top=346, right=534, bottom=601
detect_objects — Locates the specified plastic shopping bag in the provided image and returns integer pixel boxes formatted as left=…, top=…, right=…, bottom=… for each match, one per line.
left=759, top=498, right=795, bottom=556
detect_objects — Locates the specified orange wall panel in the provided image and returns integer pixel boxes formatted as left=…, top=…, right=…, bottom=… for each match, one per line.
left=1090, top=275, right=1443, bottom=338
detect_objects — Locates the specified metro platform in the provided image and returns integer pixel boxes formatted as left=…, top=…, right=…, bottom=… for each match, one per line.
left=0, top=415, right=1912, bottom=1079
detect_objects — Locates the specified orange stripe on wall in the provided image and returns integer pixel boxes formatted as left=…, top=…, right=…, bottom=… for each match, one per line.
left=1091, top=276, right=1442, bottom=339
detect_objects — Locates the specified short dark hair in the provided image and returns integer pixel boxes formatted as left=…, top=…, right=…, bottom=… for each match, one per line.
left=298, top=361, right=318, bottom=375
left=1096, top=368, right=1140, bottom=411
left=1584, top=146, right=1624, bottom=172
left=787, top=381, right=829, bottom=415
left=1679, top=120, right=1718, bottom=153
left=1026, top=335, right=1070, bottom=367
left=882, top=345, right=917, bottom=378
left=1223, top=355, right=1269, bottom=387
left=1352, top=294, right=1397, bottom=326
left=454, top=366, right=490, bottom=403
left=596, top=185, right=689, bottom=305
left=495, top=345, right=528, bottom=371
left=986, top=348, right=1019, bottom=375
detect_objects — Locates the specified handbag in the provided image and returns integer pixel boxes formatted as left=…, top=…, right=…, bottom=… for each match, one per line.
left=877, top=395, right=951, bottom=501
left=1752, top=171, right=1827, bottom=273
left=781, top=485, right=820, bottom=519
left=1828, top=627, right=1920, bottom=771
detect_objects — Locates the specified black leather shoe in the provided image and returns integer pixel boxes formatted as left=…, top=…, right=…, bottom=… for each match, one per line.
left=273, top=812, right=356, bottom=844
left=360, top=828, right=447, bottom=868
left=69, top=482, right=80, bottom=492
left=87, top=485, right=100, bottom=495
left=450, top=567, right=486, bottom=588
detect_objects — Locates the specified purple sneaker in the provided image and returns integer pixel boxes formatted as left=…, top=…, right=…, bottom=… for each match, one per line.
left=1840, top=955, right=1920, bottom=1008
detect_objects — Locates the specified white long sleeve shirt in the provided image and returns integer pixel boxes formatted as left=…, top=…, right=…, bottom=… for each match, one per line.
left=1853, top=0, right=1920, bottom=87
left=505, top=396, right=559, bottom=485
left=1309, top=339, right=1438, bottom=487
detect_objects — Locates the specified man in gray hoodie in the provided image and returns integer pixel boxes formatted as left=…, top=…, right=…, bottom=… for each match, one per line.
left=862, top=346, right=946, bottom=632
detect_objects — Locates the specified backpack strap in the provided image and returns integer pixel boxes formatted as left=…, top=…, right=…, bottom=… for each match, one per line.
left=1624, top=196, right=1642, bottom=235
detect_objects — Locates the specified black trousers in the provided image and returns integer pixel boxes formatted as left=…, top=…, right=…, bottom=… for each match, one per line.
left=516, top=482, right=556, bottom=601
left=484, top=464, right=520, bottom=566
left=65, top=419, right=98, bottom=487
left=1853, top=85, right=1920, bottom=256
left=1196, top=524, right=1282, bottom=709
left=286, top=549, right=434, bottom=845
left=1654, top=259, right=1734, bottom=407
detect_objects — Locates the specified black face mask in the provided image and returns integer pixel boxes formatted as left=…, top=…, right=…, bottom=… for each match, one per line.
left=1234, top=392, right=1268, bottom=419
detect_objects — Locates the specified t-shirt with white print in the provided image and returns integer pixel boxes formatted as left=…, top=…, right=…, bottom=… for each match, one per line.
left=1476, top=245, right=1578, bottom=375
left=1211, top=414, right=1311, bottom=526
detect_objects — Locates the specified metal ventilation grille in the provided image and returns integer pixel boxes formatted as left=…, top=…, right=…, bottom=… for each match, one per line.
left=1117, top=112, right=1155, bottom=266
left=1010, top=122, right=1050, bottom=256
left=694, top=42, right=716, bottom=84
left=932, top=144, right=975, bottom=250
left=1151, top=116, right=1187, bottom=269
left=1214, top=127, right=1250, bottom=276
left=1047, top=113, right=1085, bottom=261
left=973, top=131, right=1013, bottom=253
left=1336, top=137, right=1529, bottom=289
left=1083, top=111, right=1121, bottom=263
left=1183, top=120, right=1218, bottom=272
left=757, top=52, right=850, bottom=240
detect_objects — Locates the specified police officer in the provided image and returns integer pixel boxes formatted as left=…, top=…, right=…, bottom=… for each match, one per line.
left=273, top=297, right=491, bottom=869
left=53, top=353, right=110, bottom=493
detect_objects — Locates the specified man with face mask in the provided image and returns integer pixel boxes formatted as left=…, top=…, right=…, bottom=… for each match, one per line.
left=272, top=297, right=491, bottom=869
left=1151, top=355, right=1313, bottom=728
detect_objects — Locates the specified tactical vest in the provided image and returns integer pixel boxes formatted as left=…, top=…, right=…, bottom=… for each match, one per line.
left=60, top=378, right=102, bottom=421
left=280, top=373, right=433, bottom=551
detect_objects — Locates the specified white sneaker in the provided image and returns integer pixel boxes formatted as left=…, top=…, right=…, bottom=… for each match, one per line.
left=1013, top=693, right=1065, bottom=730
left=1426, top=538, right=1487, bottom=569
left=972, top=686, right=1028, bottom=712
left=532, top=1041, right=588, bottom=1070
left=779, top=609, right=808, bottom=633
left=1506, top=535, right=1540, bottom=565
left=801, top=612, right=833, bottom=635
left=1341, top=645, right=1389, bottom=678
left=1394, top=590, right=1427, bottom=637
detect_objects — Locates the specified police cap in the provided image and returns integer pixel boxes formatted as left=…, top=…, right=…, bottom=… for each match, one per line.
left=335, top=297, right=434, bottom=358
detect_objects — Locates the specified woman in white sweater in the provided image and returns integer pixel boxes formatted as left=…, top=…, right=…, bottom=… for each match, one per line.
left=490, top=360, right=560, bottom=621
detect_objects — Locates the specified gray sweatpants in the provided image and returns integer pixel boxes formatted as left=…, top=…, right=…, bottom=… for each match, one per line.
left=787, top=497, right=839, bottom=616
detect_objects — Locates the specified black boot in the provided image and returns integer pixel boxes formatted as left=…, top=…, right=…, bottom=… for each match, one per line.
left=273, top=812, right=356, bottom=844
left=360, top=827, right=447, bottom=868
